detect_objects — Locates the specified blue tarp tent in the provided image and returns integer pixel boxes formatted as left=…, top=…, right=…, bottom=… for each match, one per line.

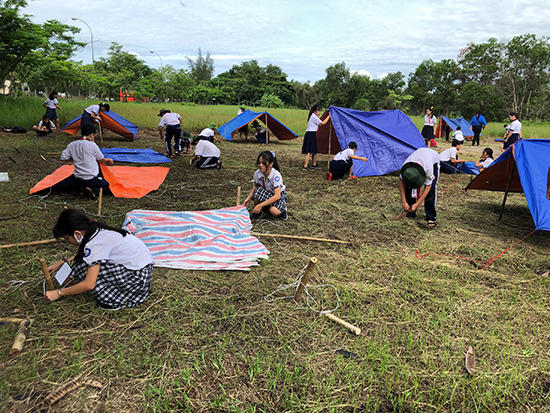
left=466, top=139, right=550, bottom=231
left=63, top=110, right=139, bottom=141
left=316, top=106, right=426, bottom=177
left=100, top=148, right=172, bottom=163
left=217, top=110, right=297, bottom=142
left=435, top=116, right=474, bottom=140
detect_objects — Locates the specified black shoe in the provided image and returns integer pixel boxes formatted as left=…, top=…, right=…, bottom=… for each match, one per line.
left=302, top=166, right=310, bottom=170
left=83, top=187, right=97, bottom=201
left=279, top=211, right=288, bottom=220
left=311, top=164, right=322, bottom=169
left=250, top=212, right=261, bottom=220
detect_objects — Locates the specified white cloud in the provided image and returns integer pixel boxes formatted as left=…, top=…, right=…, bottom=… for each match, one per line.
left=377, top=73, right=388, bottom=80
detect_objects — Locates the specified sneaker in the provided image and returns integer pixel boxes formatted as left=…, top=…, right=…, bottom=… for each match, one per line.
left=217, top=160, right=222, bottom=169
left=326, top=172, right=332, bottom=181
left=311, top=164, right=322, bottom=169
left=279, top=211, right=288, bottom=220
left=302, top=166, right=310, bottom=170
left=349, top=175, right=358, bottom=180
left=250, top=212, right=261, bottom=220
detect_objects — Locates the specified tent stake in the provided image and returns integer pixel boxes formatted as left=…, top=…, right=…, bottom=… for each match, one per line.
left=294, top=257, right=318, bottom=302
left=98, top=188, right=103, bottom=216
left=40, top=258, right=55, bottom=291
left=236, top=186, right=241, bottom=206
left=499, top=159, right=516, bottom=222
left=0, top=238, right=58, bottom=249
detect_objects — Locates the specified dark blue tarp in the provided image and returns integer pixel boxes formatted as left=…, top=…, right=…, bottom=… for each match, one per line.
left=218, top=110, right=297, bottom=142
left=466, top=139, right=550, bottom=231
left=457, top=161, right=480, bottom=175
left=100, top=148, right=172, bottom=163
left=316, top=106, right=426, bottom=177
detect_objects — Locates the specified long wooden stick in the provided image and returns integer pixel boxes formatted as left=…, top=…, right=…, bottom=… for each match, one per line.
left=251, top=232, right=349, bottom=244
left=236, top=186, right=241, bottom=206
left=323, top=313, right=361, bottom=335
left=0, top=238, right=58, bottom=249
left=295, top=257, right=318, bottom=302
left=40, top=258, right=55, bottom=291
left=9, top=319, right=31, bottom=355
left=0, top=317, right=26, bottom=323
left=98, top=187, right=103, bottom=216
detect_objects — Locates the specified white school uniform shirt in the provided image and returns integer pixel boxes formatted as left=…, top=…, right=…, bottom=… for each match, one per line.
left=194, top=139, right=220, bottom=157
left=306, top=114, right=322, bottom=132
left=424, top=115, right=437, bottom=126
left=253, top=168, right=285, bottom=193
left=158, top=112, right=181, bottom=127
left=38, top=120, right=56, bottom=129
left=401, top=148, right=440, bottom=186
left=509, top=119, right=522, bottom=135
left=439, top=147, right=458, bottom=162
left=44, top=98, right=58, bottom=109
left=199, top=128, right=215, bottom=137
left=452, top=130, right=464, bottom=142
left=481, top=158, right=494, bottom=169
left=85, top=104, right=100, bottom=115
left=83, top=229, right=153, bottom=270
left=333, top=148, right=354, bottom=162
left=60, top=138, right=104, bottom=180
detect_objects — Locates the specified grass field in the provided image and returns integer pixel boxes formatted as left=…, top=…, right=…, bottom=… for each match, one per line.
left=1, top=107, right=550, bottom=412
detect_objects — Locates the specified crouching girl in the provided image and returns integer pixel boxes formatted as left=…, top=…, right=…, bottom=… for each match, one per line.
left=45, top=209, right=154, bottom=310
left=243, top=151, right=287, bottom=220
left=327, top=141, right=368, bottom=181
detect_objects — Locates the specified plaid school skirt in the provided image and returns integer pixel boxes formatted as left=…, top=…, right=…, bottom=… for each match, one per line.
left=253, top=187, right=287, bottom=212
left=71, top=260, right=153, bottom=309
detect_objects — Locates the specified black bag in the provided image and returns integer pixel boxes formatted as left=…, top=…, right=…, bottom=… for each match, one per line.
left=4, top=126, right=27, bottom=134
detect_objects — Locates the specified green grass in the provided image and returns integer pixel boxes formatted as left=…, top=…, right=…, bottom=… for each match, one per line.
left=0, top=108, right=549, bottom=411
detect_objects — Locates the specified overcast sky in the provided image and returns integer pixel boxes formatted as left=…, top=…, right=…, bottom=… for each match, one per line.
left=23, top=0, right=550, bottom=82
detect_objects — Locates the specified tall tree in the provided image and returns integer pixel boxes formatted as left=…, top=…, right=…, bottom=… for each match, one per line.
left=187, top=48, right=215, bottom=83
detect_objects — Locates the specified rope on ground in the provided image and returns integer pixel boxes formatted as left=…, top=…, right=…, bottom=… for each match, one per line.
left=415, top=229, right=537, bottom=270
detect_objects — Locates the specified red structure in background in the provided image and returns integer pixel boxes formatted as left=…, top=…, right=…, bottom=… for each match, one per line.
left=119, top=87, right=150, bottom=102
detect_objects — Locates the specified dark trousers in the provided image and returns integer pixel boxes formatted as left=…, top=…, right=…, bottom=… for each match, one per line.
left=472, top=125, right=482, bottom=146
left=440, top=160, right=458, bottom=174
left=165, top=125, right=182, bottom=156
left=329, top=159, right=352, bottom=180
left=51, top=174, right=109, bottom=196
left=196, top=156, right=219, bottom=169
left=404, top=163, right=438, bottom=221
left=503, top=134, right=520, bottom=150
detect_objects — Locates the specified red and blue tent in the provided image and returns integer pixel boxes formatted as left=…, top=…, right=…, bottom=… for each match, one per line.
left=217, top=109, right=297, bottom=142
left=316, top=106, right=426, bottom=177
left=466, top=139, right=550, bottom=231
left=435, top=116, right=474, bottom=140
left=62, top=110, right=138, bottom=141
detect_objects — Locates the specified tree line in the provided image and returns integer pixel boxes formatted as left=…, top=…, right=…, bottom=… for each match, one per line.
left=2, top=0, right=550, bottom=121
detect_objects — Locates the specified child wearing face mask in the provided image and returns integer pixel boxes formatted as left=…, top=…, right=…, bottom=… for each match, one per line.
left=44, top=209, right=154, bottom=309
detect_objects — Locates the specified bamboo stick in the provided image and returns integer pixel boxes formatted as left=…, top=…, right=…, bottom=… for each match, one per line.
left=40, top=258, right=55, bottom=291
left=236, top=186, right=241, bottom=206
left=323, top=313, right=361, bottom=335
left=0, top=317, right=26, bottom=323
left=251, top=232, right=349, bottom=244
left=98, top=188, right=103, bottom=216
left=294, top=257, right=318, bottom=302
left=0, top=238, right=58, bottom=249
left=9, top=319, right=31, bottom=355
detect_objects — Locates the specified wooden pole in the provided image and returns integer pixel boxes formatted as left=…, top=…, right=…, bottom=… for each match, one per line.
left=323, top=312, right=361, bottom=335
left=265, top=115, right=269, bottom=145
left=9, top=319, right=31, bottom=355
left=294, top=257, right=318, bottom=302
left=236, top=186, right=241, bottom=206
left=0, top=317, right=26, bottom=323
left=328, top=123, right=332, bottom=156
left=499, top=160, right=516, bottom=222
left=0, top=238, right=58, bottom=249
left=99, top=124, right=104, bottom=143
left=97, top=188, right=103, bottom=216
left=251, top=232, right=349, bottom=244
left=40, top=258, right=55, bottom=291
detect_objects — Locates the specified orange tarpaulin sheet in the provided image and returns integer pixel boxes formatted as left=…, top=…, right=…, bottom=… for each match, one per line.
left=30, top=165, right=169, bottom=199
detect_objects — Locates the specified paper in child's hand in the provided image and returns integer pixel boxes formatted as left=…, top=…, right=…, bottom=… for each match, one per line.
left=54, top=262, right=71, bottom=286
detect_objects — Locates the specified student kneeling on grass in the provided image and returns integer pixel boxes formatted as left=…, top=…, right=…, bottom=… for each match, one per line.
left=398, top=147, right=440, bottom=228
left=33, top=115, right=56, bottom=136
left=52, top=124, right=113, bottom=200
left=326, top=141, right=368, bottom=181
left=243, top=151, right=287, bottom=220
left=439, top=139, right=467, bottom=174
left=190, top=136, right=222, bottom=169
left=44, top=209, right=154, bottom=310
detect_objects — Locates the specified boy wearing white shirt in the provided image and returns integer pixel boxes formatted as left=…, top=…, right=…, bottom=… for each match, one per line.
left=439, top=140, right=466, bottom=174
left=190, top=137, right=222, bottom=169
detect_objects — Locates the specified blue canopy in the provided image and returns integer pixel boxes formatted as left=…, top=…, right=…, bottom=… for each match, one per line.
left=316, top=106, right=426, bottom=177
left=437, top=116, right=474, bottom=138
left=217, top=110, right=298, bottom=142
left=466, top=139, right=550, bottom=231
left=100, top=148, right=172, bottom=163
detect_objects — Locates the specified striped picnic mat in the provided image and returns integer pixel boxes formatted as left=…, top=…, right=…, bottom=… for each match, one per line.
left=123, top=206, right=269, bottom=271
